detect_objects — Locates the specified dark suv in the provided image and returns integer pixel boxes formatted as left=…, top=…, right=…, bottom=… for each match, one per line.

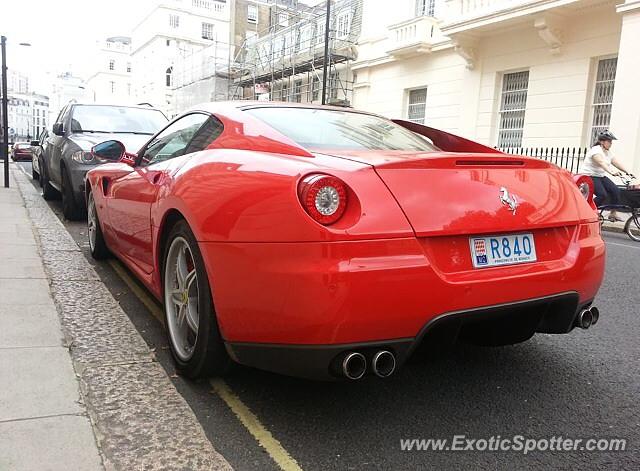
left=40, top=103, right=168, bottom=219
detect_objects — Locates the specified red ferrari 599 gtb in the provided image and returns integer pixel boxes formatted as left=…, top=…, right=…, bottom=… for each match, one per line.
left=85, top=102, right=605, bottom=380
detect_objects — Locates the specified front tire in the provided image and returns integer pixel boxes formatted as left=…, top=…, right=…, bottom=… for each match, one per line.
left=87, top=191, right=110, bottom=259
left=163, top=220, right=230, bottom=379
left=61, top=167, right=84, bottom=220
left=32, top=166, right=39, bottom=181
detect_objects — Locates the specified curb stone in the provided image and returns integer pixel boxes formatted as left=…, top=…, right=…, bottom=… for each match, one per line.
left=12, top=165, right=233, bottom=471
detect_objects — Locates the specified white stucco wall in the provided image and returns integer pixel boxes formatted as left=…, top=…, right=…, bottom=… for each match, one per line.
left=353, top=0, right=625, bottom=152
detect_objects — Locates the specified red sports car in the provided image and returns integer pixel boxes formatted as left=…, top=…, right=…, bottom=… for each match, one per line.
left=85, top=103, right=605, bottom=381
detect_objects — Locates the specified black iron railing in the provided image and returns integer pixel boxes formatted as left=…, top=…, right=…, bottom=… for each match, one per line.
left=498, top=146, right=589, bottom=174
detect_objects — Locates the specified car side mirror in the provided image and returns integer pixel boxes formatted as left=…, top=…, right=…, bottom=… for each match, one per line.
left=30, top=140, right=39, bottom=146
left=52, top=123, right=64, bottom=136
left=91, top=140, right=126, bottom=162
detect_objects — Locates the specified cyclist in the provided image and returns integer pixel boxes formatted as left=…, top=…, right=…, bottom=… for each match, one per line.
left=581, top=130, right=632, bottom=222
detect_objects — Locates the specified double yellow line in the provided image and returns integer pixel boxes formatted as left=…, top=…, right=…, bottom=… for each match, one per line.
left=107, top=259, right=303, bottom=471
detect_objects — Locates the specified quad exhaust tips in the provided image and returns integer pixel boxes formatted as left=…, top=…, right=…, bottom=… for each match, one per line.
left=576, top=306, right=600, bottom=329
left=341, top=350, right=397, bottom=379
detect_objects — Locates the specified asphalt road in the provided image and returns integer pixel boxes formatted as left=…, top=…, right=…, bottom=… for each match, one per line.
left=19, top=161, right=640, bottom=470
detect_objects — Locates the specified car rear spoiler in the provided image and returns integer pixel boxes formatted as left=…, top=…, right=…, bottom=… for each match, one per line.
left=392, top=119, right=502, bottom=154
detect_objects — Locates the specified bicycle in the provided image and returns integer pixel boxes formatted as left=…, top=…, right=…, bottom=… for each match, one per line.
left=596, top=173, right=640, bottom=242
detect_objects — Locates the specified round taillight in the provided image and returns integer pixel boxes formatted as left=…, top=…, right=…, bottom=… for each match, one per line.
left=298, top=174, right=348, bottom=225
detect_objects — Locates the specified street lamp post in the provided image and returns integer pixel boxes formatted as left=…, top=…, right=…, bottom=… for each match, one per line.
left=1, top=38, right=32, bottom=188
left=2, top=36, right=9, bottom=188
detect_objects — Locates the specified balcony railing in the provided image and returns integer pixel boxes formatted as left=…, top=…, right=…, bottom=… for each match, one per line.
left=386, top=16, right=438, bottom=57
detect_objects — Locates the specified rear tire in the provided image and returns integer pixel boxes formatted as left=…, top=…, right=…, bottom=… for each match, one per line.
left=87, top=191, right=110, bottom=260
left=163, top=220, right=231, bottom=379
left=61, top=167, right=84, bottom=220
left=624, top=212, right=640, bottom=242
left=40, top=164, right=59, bottom=201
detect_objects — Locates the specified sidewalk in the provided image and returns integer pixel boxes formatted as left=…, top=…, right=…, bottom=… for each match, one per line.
left=0, top=171, right=103, bottom=470
left=0, top=163, right=232, bottom=471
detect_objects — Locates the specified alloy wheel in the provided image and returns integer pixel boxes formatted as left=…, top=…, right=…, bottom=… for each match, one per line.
left=164, top=237, right=200, bottom=361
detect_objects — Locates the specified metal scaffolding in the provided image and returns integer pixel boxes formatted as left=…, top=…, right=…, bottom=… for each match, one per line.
left=229, top=0, right=362, bottom=106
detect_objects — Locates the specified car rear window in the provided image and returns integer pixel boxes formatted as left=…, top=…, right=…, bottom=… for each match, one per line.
left=70, top=105, right=168, bottom=135
left=245, top=107, right=439, bottom=152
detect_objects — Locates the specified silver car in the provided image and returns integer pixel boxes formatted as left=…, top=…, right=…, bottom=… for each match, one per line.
left=40, top=103, right=168, bottom=219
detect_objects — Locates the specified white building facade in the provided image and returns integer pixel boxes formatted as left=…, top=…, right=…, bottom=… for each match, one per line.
left=353, top=0, right=640, bottom=175
left=47, top=72, right=93, bottom=125
left=130, top=0, right=232, bottom=117
left=87, top=37, right=134, bottom=104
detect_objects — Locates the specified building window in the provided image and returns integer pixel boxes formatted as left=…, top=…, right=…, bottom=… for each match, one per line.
left=281, top=82, right=289, bottom=101
left=247, top=4, right=258, bottom=24
left=127, top=62, right=132, bottom=73
left=316, top=20, right=325, bottom=45
left=300, top=25, right=313, bottom=50
left=166, top=39, right=171, bottom=47
left=169, top=14, right=180, bottom=28
left=311, top=76, right=320, bottom=101
left=127, top=83, right=132, bottom=96
left=407, top=88, right=427, bottom=124
left=590, top=57, right=617, bottom=145
left=110, top=81, right=116, bottom=93
left=294, top=80, right=303, bottom=103
left=416, top=0, right=436, bottom=17
left=166, top=67, right=173, bottom=87
left=202, top=22, right=214, bottom=40
left=336, top=11, right=351, bottom=39
left=109, top=59, right=115, bottom=71
left=497, top=70, right=529, bottom=148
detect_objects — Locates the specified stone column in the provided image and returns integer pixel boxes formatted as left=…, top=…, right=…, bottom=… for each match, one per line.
left=609, top=0, right=640, bottom=175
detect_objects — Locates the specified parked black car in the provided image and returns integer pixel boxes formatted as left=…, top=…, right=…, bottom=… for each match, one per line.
left=31, top=129, right=50, bottom=183
left=40, top=103, right=168, bottom=219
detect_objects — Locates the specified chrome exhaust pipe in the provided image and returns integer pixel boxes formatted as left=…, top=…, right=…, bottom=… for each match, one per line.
left=342, top=352, right=366, bottom=380
left=576, top=308, right=594, bottom=329
left=590, top=306, right=599, bottom=326
left=372, top=350, right=396, bottom=378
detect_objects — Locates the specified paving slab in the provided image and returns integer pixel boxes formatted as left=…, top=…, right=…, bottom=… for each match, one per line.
left=0, top=304, right=63, bottom=348
left=0, top=415, right=103, bottom=471
left=0, top=243, right=40, bottom=260
left=0, top=258, right=47, bottom=279
left=0, top=278, right=53, bottom=305
left=0, top=346, right=84, bottom=422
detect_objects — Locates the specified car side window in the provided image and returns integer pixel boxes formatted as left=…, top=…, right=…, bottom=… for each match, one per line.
left=184, top=116, right=224, bottom=155
left=60, top=106, right=72, bottom=132
left=140, top=113, right=210, bottom=166
left=54, top=106, right=66, bottom=125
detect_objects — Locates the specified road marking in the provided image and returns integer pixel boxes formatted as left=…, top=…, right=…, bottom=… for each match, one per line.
left=107, top=258, right=302, bottom=471
left=107, top=259, right=165, bottom=325
left=210, top=378, right=304, bottom=471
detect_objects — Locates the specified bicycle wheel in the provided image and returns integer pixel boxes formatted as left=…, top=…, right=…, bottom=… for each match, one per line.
left=624, top=212, right=640, bottom=242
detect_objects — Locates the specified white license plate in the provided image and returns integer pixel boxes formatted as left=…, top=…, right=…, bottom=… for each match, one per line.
left=469, top=233, right=537, bottom=268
